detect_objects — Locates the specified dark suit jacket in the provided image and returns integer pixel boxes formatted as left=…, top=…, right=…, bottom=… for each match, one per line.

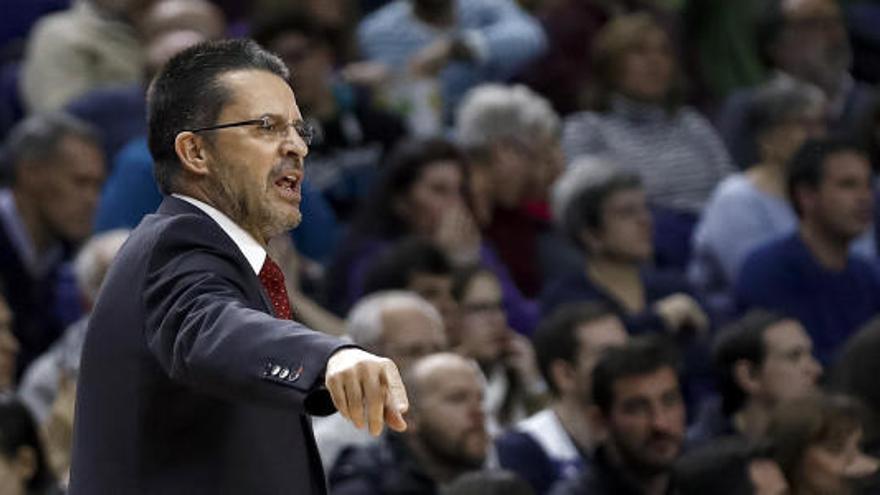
left=69, top=197, right=349, bottom=494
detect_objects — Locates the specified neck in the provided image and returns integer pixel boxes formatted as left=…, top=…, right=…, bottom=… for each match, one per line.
left=553, top=399, right=596, bottom=453
left=746, top=162, right=787, bottom=198
left=12, top=189, right=53, bottom=255
left=405, top=436, right=472, bottom=484
left=733, top=400, right=772, bottom=442
left=799, top=221, right=850, bottom=271
left=175, top=185, right=269, bottom=247
left=605, top=443, right=671, bottom=495
left=586, top=256, right=644, bottom=312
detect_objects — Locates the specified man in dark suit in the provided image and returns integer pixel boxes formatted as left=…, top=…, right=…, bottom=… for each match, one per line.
left=69, top=39, right=408, bottom=494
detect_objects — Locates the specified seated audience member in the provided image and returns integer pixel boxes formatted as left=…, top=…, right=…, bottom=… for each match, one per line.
left=451, top=266, right=546, bottom=429
left=18, top=229, right=129, bottom=425
left=361, top=238, right=458, bottom=336
left=19, top=0, right=150, bottom=113
left=0, top=113, right=105, bottom=374
left=443, top=469, right=535, bottom=495
left=496, top=302, right=628, bottom=494
left=252, top=9, right=406, bottom=224
left=551, top=337, right=687, bottom=495
left=690, top=78, right=828, bottom=318
left=766, top=394, right=880, bottom=495
left=455, top=83, right=565, bottom=298
left=0, top=395, right=57, bottom=495
left=0, top=294, right=19, bottom=394
left=832, top=316, right=880, bottom=457
left=327, top=138, right=537, bottom=332
left=688, top=310, right=821, bottom=449
left=357, top=0, right=546, bottom=130
left=718, top=0, right=876, bottom=169
left=676, top=437, right=788, bottom=495
left=329, top=353, right=490, bottom=494
left=544, top=157, right=708, bottom=337
left=315, top=290, right=447, bottom=472
left=562, top=13, right=733, bottom=269
left=736, top=138, right=880, bottom=365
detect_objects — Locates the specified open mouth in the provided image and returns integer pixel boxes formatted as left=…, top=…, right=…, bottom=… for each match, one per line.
left=273, top=175, right=300, bottom=202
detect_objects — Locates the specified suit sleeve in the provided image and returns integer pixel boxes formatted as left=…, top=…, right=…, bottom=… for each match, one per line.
left=142, top=219, right=350, bottom=414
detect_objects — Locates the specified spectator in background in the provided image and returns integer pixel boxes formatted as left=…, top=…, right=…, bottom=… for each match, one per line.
left=562, top=13, right=733, bottom=270
left=357, top=0, right=546, bottom=132
left=690, top=78, right=828, bottom=319
left=497, top=302, right=628, bottom=494
left=544, top=157, right=708, bottom=338
left=832, top=316, right=880, bottom=458
left=0, top=113, right=105, bottom=374
left=18, top=229, right=129, bottom=425
left=329, top=353, right=490, bottom=494
left=361, top=238, right=459, bottom=338
left=327, top=137, right=537, bottom=334
left=251, top=9, right=406, bottom=225
left=451, top=266, right=546, bottom=429
left=65, top=0, right=226, bottom=162
left=19, top=0, right=155, bottom=113
left=0, top=396, right=56, bottom=495
left=455, top=83, right=565, bottom=298
left=443, top=469, right=535, bottom=495
left=718, top=0, right=877, bottom=169
left=688, top=310, right=821, bottom=449
left=315, top=290, right=447, bottom=473
left=736, top=138, right=880, bottom=365
left=551, top=337, right=686, bottom=495
left=766, top=394, right=879, bottom=495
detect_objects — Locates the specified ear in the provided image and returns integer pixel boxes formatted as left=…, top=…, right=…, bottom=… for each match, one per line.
left=793, top=184, right=818, bottom=217
left=733, top=359, right=762, bottom=397
left=174, top=131, right=211, bottom=177
left=13, top=445, right=37, bottom=481
left=549, top=359, right=576, bottom=396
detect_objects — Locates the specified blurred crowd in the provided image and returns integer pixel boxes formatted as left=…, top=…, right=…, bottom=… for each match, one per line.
left=3, top=0, right=880, bottom=493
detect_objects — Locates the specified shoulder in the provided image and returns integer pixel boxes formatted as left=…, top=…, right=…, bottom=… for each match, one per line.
left=359, top=1, right=410, bottom=36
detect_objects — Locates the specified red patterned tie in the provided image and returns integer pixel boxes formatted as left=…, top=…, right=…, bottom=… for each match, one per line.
left=258, top=256, right=293, bottom=320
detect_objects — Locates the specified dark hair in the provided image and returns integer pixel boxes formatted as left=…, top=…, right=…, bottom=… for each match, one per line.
left=362, top=238, right=453, bottom=296
left=147, top=38, right=290, bottom=194
left=587, top=12, right=684, bottom=112
left=857, top=98, right=880, bottom=173
left=532, top=302, right=619, bottom=397
left=592, top=336, right=680, bottom=415
left=251, top=8, right=334, bottom=51
left=351, top=137, right=466, bottom=238
left=0, top=396, right=54, bottom=494
left=786, top=137, right=867, bottom=216
left=560, top=167, right=642, bottom=251
left=832, top=316, right=880, bottom=444
left=450, top=264, right=494, bottom=302
left=713, top=310, right=789, bottom=416
left=767, top=393, right=864, bottom=492
left=756, top=0, right=786, bottom=68
left=748, top=78, right=824, bottom=138
left=1, top=112, right=101, bottom=184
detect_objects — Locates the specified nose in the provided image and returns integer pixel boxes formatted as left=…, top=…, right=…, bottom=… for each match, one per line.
left=280, top=128, right=309, bottom=160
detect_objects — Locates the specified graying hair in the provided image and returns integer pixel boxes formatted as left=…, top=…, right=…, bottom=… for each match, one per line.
left=345, top=290, right=444, bottom=351
left=73, top=229, right=131, bottom=303
left=2, top=112, right=101, bottom=180
left=749, top=77, right=826, bottom=135
left=455, top=84, right=560, bottom=150
left=552, top=155, right=641, bottom=248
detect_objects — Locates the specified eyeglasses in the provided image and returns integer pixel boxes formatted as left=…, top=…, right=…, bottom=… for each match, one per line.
left=185, top=116, right=316, bottom=145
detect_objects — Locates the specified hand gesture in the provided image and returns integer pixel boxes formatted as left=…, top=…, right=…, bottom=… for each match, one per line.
left=433, top=201, right=481, bottom=265
left=325, top=348, right=409, bottom=436
left=408, top=38, right=453, bottom=78
left=653, top=293, right=709, bottom=336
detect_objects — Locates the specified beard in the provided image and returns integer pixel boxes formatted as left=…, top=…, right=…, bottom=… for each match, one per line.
left=415, top=421, right=487, bottom=471
left=205, top=157, right=301, bottom=243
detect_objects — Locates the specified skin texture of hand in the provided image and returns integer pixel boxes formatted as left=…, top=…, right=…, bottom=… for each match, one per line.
left=433, top=202, right=482, bottom=265
left=504, top=333, right=543, bottom=389
left=408, top=38, right=454, bottom=78
left=325, top=348, right=409, bottom=436
left=653, top=293, right=709, bottom=336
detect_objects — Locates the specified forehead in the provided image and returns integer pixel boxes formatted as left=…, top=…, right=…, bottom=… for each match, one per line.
left=763, top=319, right=810, bottom=349
left=612, top=367, right=678, bottom=401
left=822, top=151, right=871, bottom=179
left=381, top=307, right=442, bottom=340
left=576, top=316, right=628, bottom=351
left=421, top=362, right=481, bottom=395
left=216, top=69, right=299, bottom=120
left=463, top=273, right=501, bottom=299
left=783, top=0, right=840, bottom=19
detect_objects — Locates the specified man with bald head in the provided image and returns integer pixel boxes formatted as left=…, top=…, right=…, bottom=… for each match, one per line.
left=315, top=290, right=447, bottom=470
left=330, top=352, right=490, bottom=493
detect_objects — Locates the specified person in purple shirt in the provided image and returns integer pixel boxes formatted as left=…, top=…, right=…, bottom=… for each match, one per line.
left=736, top=137, right=880, bottom=365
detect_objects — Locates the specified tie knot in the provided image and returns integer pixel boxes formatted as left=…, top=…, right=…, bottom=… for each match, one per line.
left=260, top=256, right=284, bottom=282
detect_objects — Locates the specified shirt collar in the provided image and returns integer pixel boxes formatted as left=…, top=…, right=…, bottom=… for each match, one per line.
left=172, top=194, right=266, bottom=275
